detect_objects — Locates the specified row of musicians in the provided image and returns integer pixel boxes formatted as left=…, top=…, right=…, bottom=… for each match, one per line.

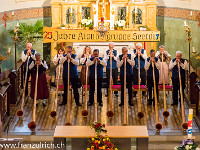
left=22, top=43, right=189, bottom=107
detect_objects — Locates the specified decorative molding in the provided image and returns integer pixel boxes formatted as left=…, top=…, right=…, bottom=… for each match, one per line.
left=15, top=0, right=42, bottom=3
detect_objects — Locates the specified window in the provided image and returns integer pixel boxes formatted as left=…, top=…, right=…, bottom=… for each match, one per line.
left=66, top=8, right=76, bottom=24
left=117, top=7, right=126, bottom=21
left=82, top=7, right=91, bottom=19
left=132, top=8, right=142, bottom=24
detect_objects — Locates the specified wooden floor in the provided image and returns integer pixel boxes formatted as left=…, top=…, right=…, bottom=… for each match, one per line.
left=8, top=86, right=199, bottom=134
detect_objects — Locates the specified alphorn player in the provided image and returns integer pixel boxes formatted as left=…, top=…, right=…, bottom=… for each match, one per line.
left=104, top=42, right=119, bottom=97
left=169, top=51, right=189, bottom=106
left=155, top=45, right=171, bottom=85
left=21, top=43, right=37, bottom=96
left=132, top=43, right=147, bottom=97
left=86, top=49, right=106, bottom=106
left=29, top=52, right=49, bottom=107
left=117, top=47, right=135, bottom=106
left=59, top=46, right=82, bottom=106
left=145, top=49, right=161, bottom=106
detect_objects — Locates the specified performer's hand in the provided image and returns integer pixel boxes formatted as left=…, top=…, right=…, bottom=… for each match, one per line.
left=27, top=49, right=31, bottom=55
left=67, top=54, right=71, bottom=60
left=111, top=54, right=114, bottom=57
left=93, top=57, right=97, bottom=62
left=59, top=54, right=63, bottom=57
left=86, top=51, right=90, bottom=56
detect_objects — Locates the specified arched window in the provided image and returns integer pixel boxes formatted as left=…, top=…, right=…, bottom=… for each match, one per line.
left=82, top=7, right=91, bottom=19
left=132, top=8, right=142, bottom=24
left=117, top=7, right=126, bottom=21
left=66, top=8, right=76, bottom=24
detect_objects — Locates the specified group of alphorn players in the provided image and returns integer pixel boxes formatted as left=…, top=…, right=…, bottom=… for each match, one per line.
left=18, top=42, right=190, bottom=131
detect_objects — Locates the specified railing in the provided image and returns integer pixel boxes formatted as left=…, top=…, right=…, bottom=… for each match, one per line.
left=0, top=82, right=11, bottom=137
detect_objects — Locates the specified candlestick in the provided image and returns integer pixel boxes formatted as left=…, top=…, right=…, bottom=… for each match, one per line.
left=184, top=20, right=187, bottom=26
left=16, top=22, right=19, bottom=27
left=71, top=6, right=73, bottom=13
left=8, top=47, right=11, bottom=53
left=135, top=6, right=138, bottom=14
left=188, top=109, right=193, bottom=138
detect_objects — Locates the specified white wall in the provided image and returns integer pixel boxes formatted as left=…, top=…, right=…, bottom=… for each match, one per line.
left=0, top=0, right=199, bottom=13
left=157, top=0, right=200, bottom=10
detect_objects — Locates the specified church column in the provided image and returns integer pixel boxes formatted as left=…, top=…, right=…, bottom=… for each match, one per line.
left=93, top=0, right=99, bottom=29
left=110, top=1, right=114, bottom=30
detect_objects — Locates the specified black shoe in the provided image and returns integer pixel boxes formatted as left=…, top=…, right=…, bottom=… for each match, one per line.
left=171, top=103, right=178, bottom=106
left=36, top=103, right=38, bottom=107
left=59, top=101, right=67, bottom=106
left=76, top=102, right=82, bottom=106
left=115, top=93, right=119, bottom=97
left=119, top=103, right=124, bottom=106
left=88, top=102, right=93, bottom=106
left=147, top=99, right=152, bottom=106
left=99, top=103, right=103, bottom=106
left=105, top=93, right=108, bottom=97
left=42, top=102, right=46, bottom=107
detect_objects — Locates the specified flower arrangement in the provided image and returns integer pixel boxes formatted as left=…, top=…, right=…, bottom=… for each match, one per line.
left=81, top=17, right=93, bottom=28
left=114, top=20, right=126, bottom=29
left=138, top=25, right=150, bottom=31
left=174, top=139, right=198, bottom=150
left=90, top=122, right=107, bottom=135
left=87, top=136, right=118, bottom=150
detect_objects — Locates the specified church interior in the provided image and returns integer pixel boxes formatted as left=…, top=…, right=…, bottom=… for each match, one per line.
left=0, top=0, right=200, bottom=149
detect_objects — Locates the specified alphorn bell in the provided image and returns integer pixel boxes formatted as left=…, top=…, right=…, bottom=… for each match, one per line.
left=65, top=58, right=72, bottom=125
left=123, top=58, right=128, bottom=125
left=81, top=55, right=89, bottom=117
left=107, top=50, right=114, bottom=118
left=28, top=65, right=38, bottom=131
left=137, top=53, right=144, bottom=119
left=152, top=61, right=163, bottom=131
left=50, top=64, right=61, bottom=119
left=178, top=62, right=188, bottom=130
left=161, top=53, right=170, bottom=119
left=94, top=60, right=98, bottom=123
left=16, top=56, right=30, bottom=118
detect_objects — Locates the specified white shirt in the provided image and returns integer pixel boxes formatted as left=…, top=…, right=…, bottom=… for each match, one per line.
left=133, top=49, right=147, bottom=60
left=169, top=59, right=189, bottom=71
left=86, top=58, right=107, bottom=67
left=22, top=50, right=37, bottom=62
left=155, top=51, right=171, bottom=58
left=80, top=54, right=92, bottom=65
left=29, top=60, right=48, bottom=70
left=59, top=54, right=79, bottom=65
left=104, top=50, right=118, bottom=63
left=53, top=54, right=64, bottom=66
left=145, top=58, right=161, bottom=71
left=117, top=54, right=135, bottom=68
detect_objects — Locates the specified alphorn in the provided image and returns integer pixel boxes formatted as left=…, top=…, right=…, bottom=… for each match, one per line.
left=16, top=56, right=30, bottom=118
left=107, top=51, right=114, bottom=118
left=161, top=53, right=170, bottom=119
left=28, top=65, right=38, bottom=131
left=94, top=60, right=98, bottom=123
left=82, top=55, right=89, bottom=117
left=123, top=58, right=128, bottom=125
left=178, top=62, right=188, bottom=130
left=152, top=61, right=163, bottom=131
left=50, top=64, right=61, bottom=119
left=65, top=58, right=72, bottom=125
left=137, top=53, right=144, bottom=119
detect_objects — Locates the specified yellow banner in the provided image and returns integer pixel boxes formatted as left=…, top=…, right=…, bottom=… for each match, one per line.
left=43, top=27, right=160, bottom=43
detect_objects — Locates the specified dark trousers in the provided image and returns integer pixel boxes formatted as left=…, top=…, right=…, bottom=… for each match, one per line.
left=89, top=77, right=103, bottom=104
left=172, top=78, right=185, bottom=104
left=24, top=68, right=31, bottom=96
left=147, top=77, right=159, bottom=102
left=133, top=68, right=146, bottom=96
left=106, top=68, right=118, bottom=94
left=120, top=75, right=132, bottom=104
left=63, top=76, right=80, bottom=104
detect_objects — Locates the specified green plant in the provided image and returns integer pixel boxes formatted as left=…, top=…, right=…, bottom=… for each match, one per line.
left=61, top=24, right=65, bottom=27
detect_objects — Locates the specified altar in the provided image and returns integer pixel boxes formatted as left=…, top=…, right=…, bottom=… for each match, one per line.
left=54, top=126, right=149, bottom=150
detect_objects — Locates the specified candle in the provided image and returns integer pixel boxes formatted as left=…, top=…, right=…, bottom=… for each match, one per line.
left=192, top=47, right=195, bottom=53
left=17, top=22, right=19, bottom=27
left=188, top=109, right=193, bottom=138
left=101, top=17, right=104, bottom=22
left=71, top=6, right=73, bottom=13
left=184, top=20, right=187, bottom=26
left=135, top=6, right=138, bottom=14
left=8, top=48, right=11, bottom=53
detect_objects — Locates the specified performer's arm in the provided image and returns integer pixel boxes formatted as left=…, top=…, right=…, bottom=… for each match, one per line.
left=41, top=60, right=48, bottom=70
left=117, top=56, right=123, bottom=68
left=155, top=51, right=159, bottom=57
left=29, top=61, right=35, bottom=70
left=113, top=51, right=118, bottom=61
left=22, top=51, right=28, bottom=62
left=53, top=55, right=60, bottom=65
left=180, top=60, right=190, bottom=71
left=80, top=54, right=87, bottom=64
left=100, top=58, right=107, bottom=67
left=59, top=56, right=67, bottom=64
left=31, top=50, right=36, bottom=60
left=155, top=59, right=161, bottom=70
left=169, top=60, right=177, bottom=70
left=103, top=51, right=109, bottom=63
left=144, top=59, right=150, bottom=71
left=141, top=50, right=147, bottom=60
left=127, top=55, right=135, bottom=66
left=71, top=55, right=79, bottom=65
left=86, top=59, right=94, bottom=66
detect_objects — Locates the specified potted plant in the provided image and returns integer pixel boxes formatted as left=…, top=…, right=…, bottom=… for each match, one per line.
left=114, top=20, right=126, bottom=30
left=81, top=17, right=93, bottom=30
left=138, top=25, right=150, bottom=31
left=61, top=24, right=65, bottom=29
left=174, top=139, right=199, bottom=150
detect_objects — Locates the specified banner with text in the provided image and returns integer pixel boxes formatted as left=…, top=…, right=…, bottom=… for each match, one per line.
left=43, top=27, right=160, bottom=43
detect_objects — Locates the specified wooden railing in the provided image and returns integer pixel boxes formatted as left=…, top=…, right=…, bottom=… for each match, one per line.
left=0, top=82, right=11, bottom=137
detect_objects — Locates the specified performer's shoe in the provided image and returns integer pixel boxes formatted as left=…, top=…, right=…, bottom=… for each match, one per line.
left=99, top=103, right=103, bottom=106
left=76, top=102, right=82, bottom=106
left=88, top=102, right=93, bottom=106
left=115, top=93, right=119, bottom=97
left=42, top=102, right=46, bottom=107
left=171, top=103, right=178, bottom=106
left=105, top=93, right=108, bottom=97
left=59, top=101, right=67, bottom=106
left=36, top=103, right=39, bottom=107
left=129, top=101, right=134, bottom=106
left=119, top=103, right=124, bottom=106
